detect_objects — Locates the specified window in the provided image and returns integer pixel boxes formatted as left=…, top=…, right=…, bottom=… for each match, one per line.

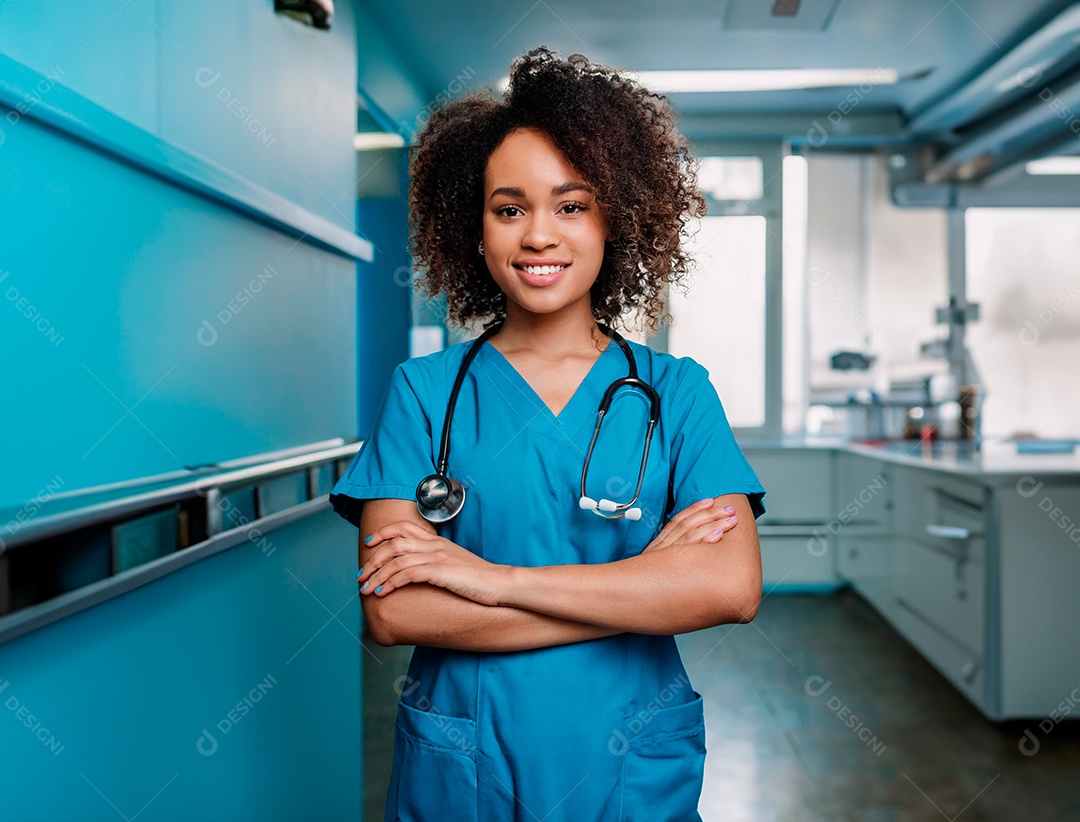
left=965, top=208, right=1080, bottom=439
left=668, top=215, right=766, bottom=428
left=664, top=148, right=782, bottom=436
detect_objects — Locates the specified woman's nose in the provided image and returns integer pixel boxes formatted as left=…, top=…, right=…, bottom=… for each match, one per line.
left=521, top=212, right=558, bottom=249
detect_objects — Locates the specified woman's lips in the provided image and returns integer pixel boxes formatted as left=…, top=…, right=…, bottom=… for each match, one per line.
left=514, top=263, right=569, bottom=287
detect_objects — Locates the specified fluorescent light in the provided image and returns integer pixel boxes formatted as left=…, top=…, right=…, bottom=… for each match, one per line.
left=1025, top=156, right=1080, bottom=175
left=633, top=68, right=898, bottom=92
left=495, top=68, right=898, bottom=94
left=353, top=132, right=405, bottom=151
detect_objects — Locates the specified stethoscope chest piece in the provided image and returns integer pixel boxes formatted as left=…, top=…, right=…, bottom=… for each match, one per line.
left=416, top=473, right=466, bottom=523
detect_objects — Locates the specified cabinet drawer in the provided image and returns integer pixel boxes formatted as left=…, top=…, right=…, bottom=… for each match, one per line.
left=746, top=450, right=834, bottom=525
left=835, top=454, right=892, bottom=526
left=923, top=486, right=987, bottom=564
left=894, top=536, right=985, bottom=655
left=893, top=595, right=985, bottom=710
left=836, top=531, right=890, bottom=581
left=759, top=535, right=838, bottom=586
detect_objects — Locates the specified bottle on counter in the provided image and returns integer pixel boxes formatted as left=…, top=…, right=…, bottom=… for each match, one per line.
left=958, top=384, right=981, bottom=443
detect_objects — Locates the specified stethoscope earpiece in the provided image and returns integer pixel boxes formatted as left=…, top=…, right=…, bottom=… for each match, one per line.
left=418, top=321, right=658, bottom=524
left=579, top=496, right=643, bottom=521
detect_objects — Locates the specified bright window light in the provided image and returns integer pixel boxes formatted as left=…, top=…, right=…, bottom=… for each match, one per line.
left=353, top=132, right=405, bottom=151
left=698, top=156, right=763, bottom=200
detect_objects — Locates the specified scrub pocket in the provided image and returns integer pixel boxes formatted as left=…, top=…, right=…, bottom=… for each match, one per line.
left=388, top=696, right=479, bottom=822
left=619, top=690, right=707, bottom=822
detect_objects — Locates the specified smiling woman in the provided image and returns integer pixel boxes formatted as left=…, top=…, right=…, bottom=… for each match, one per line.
left=329, top=46, right=766, bottom=822
left=406, top=47, right=707, bottom=336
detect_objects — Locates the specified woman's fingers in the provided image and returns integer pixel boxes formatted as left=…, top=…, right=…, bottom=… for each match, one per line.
left=646, top=504, right=739, bottom=553
left=646, top=498, right=715, bottom=550
left=661, top=501, right=736, bottom=541
left=359, top=553, right=430, bottom=596
left=357, top=536, right=423, bottom=585
left=364, top=519, right=427, bottom=548
left=684, top=514, right=738, bottom=544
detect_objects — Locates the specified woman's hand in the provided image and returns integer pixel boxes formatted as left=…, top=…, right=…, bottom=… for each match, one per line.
left=641, top=497, right=738, bottom=554
left=357, top=520, right=507, bottom=606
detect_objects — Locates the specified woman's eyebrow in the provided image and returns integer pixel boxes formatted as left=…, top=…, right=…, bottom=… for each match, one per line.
left=488, top=182, right=593, bottom=201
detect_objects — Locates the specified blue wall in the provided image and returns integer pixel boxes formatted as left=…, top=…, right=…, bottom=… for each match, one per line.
left=356, top=193, right=412, bottom=434
left=0, top=510, right=361, bottom=820
left=0, top=1, right=363, bottom=507
left=0, top=2, right=374, bottom=818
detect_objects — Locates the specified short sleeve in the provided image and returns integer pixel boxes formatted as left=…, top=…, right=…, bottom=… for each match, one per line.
left=328, top=362, right=435, bottom=529
left=667, top=359, right=767, bottom=520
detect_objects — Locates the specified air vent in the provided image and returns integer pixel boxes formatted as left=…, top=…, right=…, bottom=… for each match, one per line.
left=725, top=0, right=839, bottom=31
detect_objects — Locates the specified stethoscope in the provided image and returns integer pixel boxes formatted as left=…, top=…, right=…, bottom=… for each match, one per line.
left=415, top=321, right=661, bottom=524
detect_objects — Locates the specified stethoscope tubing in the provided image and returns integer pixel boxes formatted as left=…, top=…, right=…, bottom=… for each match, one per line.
left=420, top=321, right=660, bottom=522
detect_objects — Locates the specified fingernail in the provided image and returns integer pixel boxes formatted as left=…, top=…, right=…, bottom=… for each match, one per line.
left=364, top=535, right=372, bottom=544
left=360, top=582, right=368, bottom=592
left=374, top=585, right=384, bottom=594
left=725, top=516, right=737, bottom=525
left=711, top=528, right=724, bottom=537
left=723, top=505, right=735, bottom=513
left=355, top=568, right=364, bottom=579
left=697, top=498, right=714, bottom=506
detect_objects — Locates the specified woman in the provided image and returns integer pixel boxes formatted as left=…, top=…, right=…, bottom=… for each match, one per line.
left=331, top=47, right=766, bottom=822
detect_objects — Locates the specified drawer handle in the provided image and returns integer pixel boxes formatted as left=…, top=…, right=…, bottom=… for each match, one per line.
left=926, top=524, right=971, bottom=540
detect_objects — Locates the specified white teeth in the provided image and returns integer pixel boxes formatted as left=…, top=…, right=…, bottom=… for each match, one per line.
left=521, top=265, right=566, bottom=276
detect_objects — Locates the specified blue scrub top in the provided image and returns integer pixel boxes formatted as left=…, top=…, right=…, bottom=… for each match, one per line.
left=330, top=335, right=766, bottom=822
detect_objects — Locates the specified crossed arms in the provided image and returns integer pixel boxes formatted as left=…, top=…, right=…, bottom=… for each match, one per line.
left=356, top=494, right=761, bottom=653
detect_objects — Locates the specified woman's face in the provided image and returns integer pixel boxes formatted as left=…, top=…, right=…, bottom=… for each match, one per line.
left=481, top=127, right=610, bottom=321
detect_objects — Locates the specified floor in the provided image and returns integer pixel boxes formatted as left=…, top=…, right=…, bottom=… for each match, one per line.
left=363, top=590, right=1080, bottom=821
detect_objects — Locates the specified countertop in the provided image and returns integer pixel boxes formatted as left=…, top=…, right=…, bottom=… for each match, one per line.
left=741, top=437, right=1080, bottom=480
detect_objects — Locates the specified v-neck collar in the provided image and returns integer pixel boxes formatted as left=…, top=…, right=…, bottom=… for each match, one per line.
left=478, top=337, right=620, bottom=427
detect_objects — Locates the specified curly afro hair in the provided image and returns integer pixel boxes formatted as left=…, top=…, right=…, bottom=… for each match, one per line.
left=407, top=46, right=707, bottom=334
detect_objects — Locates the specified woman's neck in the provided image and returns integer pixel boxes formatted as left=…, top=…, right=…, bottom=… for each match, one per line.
left=492, top=302, right=609, bottom=358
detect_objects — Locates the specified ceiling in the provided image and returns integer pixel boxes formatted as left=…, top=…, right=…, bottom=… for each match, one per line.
left=359, top=0, right=1080, bottom=185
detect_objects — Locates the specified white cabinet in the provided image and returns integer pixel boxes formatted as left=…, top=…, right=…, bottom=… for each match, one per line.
left=834, top=454, right=894, bottom=612
left=744, top=448, right=839, bottom=589
left=885, top=466, right=992, bottom=711
left=996, top=483, right=1080, bottom=718
left=745, top=444, right=1080, bottom=719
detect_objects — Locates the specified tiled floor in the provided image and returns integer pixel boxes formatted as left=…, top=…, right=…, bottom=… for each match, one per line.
left=363, top=591, right=1080, bottom=821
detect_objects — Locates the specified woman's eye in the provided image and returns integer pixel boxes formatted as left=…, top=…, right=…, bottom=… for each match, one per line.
left=495, top=205, right=521, bottom=217
left=561, top=202, right=587, bottom=214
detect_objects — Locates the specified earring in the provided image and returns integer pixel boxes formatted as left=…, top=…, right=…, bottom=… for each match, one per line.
left=478, top=240, right=484, bottom=256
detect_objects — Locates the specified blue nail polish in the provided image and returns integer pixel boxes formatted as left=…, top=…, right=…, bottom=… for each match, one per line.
left=364, top=534, right=372, bottom=544
left=355, top=568, right=364, bottom=579
left=360, top=582, right=368, bottom=592
left=375, top=585, right=384, bottom=594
